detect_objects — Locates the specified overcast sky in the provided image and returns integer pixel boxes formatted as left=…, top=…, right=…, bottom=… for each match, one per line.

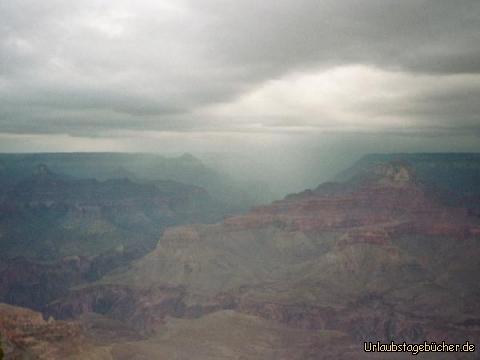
left=1, top=0, right=479, bottom=186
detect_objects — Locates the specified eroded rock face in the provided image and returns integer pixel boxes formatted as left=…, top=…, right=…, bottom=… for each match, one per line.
left=8, top=160, right=479, bottom=358
left=47, top=285, right=188, bottom=335
left=225, top=163, right=477, bottom=238
left=0, top=303, right=108, bottom=359
left=0, top=164, right=227, bottom=262
left=46, top=161, right=480, bottom=353
left=0, top=247, right=151, bottom=313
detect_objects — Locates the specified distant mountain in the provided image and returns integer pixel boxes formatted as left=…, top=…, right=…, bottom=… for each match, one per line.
left=0, top=153, right=212, bottom=183
left=336, top=153, right=480, bottom=201
left=0, top=164, right=226, bottom=261
left=0, top=152, right=271, bottom=209
left=0, top=155, right=256, bottom=320
left=41, top=157, right=480, bottom=358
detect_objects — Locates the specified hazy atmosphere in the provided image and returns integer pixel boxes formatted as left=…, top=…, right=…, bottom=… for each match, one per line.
left=1, top=0, right=480, bottom=194
left=1, top=2, right=480, bottom=358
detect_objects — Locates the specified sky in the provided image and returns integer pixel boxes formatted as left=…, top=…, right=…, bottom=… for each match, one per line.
left=0, top=0, right=479, bottom=191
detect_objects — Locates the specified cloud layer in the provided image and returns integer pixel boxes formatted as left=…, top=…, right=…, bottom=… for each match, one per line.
left=0, top=0, right=479, bottom=140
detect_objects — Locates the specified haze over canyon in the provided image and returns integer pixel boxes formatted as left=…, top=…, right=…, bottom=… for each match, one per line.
left=1, top=0, right=480, bottom=358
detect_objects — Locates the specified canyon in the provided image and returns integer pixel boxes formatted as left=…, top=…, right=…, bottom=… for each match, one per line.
left=1, top=155, right=479, bottom=359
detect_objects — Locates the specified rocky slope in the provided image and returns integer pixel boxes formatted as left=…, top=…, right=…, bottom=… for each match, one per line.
left=0, top=303, right=111, bottom=359
left=0, top=164, right=226, bottom=261
left=336, top=153, right=480, bottom=211
left=0, top=163, right=234, bottom=318
left=44, top=161, right=480, bottom=358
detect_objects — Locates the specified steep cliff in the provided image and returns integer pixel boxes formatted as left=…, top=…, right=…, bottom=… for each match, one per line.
left=47, top=161, right=480, bottom=358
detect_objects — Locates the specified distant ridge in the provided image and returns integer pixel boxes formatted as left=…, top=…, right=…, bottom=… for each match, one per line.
left=0, top=152, right=271, bottom=210
left=335, top=152, right=480, bottom=197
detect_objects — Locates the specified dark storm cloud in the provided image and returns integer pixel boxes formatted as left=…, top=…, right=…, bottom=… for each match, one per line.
left=197, top=0, right=480, bottom=74
left=385, top=86, right=480, bottom=125
left=0, top=0, right=479, bottom=136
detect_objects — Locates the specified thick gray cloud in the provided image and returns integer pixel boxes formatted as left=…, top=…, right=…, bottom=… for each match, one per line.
left=0, top=0, right=479, bottom=138
left=197, top=0, right=480, bottom=74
